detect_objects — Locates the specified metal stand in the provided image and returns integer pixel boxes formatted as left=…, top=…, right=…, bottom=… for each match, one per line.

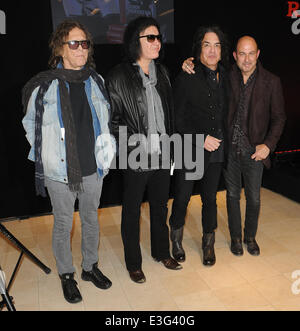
left=0, top=268, right=16, bottom=311
left=0, top=293, right=16, bottom=311
left=0, top=222, right=51, bottom=311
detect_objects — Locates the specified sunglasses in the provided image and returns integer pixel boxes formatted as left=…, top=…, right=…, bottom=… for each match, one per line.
left=139, top=34, right=162, bottom=43
left=63, top=40, right=91, bottom=50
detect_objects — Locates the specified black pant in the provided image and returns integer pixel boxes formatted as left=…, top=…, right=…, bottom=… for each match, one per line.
left=223, top=149, right=264, bottom=239
left=121, top=169, right=171, bottom=272
left=169, top=162, right=223, bottom=233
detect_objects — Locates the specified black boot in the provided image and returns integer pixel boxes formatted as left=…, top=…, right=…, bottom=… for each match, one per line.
left=244, top=237, right=260, bottom=256
left=170, top=226, right=186, bottom=262
left=59, top=273, right=82, bottom=304
left=230, top=238, right=244, bottom=256
left=202, top=232, right=216, bottom=266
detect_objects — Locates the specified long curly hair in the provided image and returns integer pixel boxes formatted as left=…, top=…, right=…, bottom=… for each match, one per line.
left=48, top=19, right=96, bottom=69
left=191, top=25, right=230, bottom=69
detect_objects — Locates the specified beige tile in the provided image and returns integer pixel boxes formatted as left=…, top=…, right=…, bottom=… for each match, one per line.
left=39, top=273, right=78, bottom=307
left=226, top=306, right=276, bottom=311
left=39, top=304, right=85, bottom=311
left=159, top=271, right=210, bottom=297
left=275, top=232, right=300, bottom=252
left=180, top=237, right=202, bottom=256
left=261, top=253, right=300, bottom=274
left=174, top=290, right=227, bottom=311
left=117, top=271, right=179, bottom=311
left=178, top=250, right=202, bottom=270
left=11, top=304, right=40, bottom=311
left=2, top=188, right=300, bottom=311
left=230, top=256, right=280, bottom=283
left=212, top=246, right=244, bottom=265
left=213, top=283, right=272, bottom=309
left=254, top=233, right=290, bottom=257
left=196, top=263, right=248, bottom=290
left=252, top=275, right=300, bottom=310
left=80, top=280, right=131, bottom=311
left=9, top=278, right=39, bottom=308
left=259, top=220, right=292, bottom=238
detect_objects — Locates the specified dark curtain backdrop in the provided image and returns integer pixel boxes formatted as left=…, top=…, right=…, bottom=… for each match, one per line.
left=0, top=0, right=299, bottom=220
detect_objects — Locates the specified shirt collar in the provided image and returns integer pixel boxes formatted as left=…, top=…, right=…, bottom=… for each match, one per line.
left=239, top=66, right=257, bottom=87
left=200, top=62, right=219, bottom=76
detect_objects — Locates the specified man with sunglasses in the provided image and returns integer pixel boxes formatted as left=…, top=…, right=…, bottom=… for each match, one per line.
left=106, top=16, right=182, bottom=284
left=22, top=19, right=115, bottom=304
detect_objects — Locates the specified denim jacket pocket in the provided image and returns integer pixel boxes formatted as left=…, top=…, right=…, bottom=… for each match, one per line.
left=43, top=99, right=57, bottom=126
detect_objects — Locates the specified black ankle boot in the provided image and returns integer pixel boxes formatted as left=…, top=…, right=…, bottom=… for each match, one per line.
left=202, top=232, right=216, bottom=266
left=59, top=273, right=82, bottom=304
left=170, top=226, right=186, bottom=262
left=230, top=238, right=244, bottom=256
left=244, top=237, right=260, bottom=256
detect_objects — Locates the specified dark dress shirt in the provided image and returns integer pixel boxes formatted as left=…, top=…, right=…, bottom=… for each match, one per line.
left=231, top=68, right=257, bottom=155
left=201, top=63, right=225, bottom=163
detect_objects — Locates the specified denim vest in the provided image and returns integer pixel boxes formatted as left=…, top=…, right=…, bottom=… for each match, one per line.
left=22, top=75, right=116, bottom=184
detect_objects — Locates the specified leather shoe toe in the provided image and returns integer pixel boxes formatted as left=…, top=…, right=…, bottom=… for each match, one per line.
left=81, top=263, right=112, bottom=289
left=244, top=238, right=260, bottom=256
left=129, top=270, right=146, bottom=283
left=156, top=257, right=182, bottom=270
left=230, top=238, right=244, bottom=256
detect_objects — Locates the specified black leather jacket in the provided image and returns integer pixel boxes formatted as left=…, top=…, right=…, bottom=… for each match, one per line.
left=106, top=62, right=174, bottom=149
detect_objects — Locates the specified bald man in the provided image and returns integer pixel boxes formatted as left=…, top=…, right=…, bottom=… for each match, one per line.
left=182, top=36, right=286, bottom=256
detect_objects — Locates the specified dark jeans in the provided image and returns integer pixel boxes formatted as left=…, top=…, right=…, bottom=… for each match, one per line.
left=169, top=162, right=223, bottom=233
left=121, top=169, right=171, bottom=272
left=223, top=149, right=264, bottom=239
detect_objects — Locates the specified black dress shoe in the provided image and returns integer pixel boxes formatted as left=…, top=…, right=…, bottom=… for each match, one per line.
left=129, top=270, right=146, bottom=283
left=59, top=273, right=82, bottom=304
left=155, top=257, right=183, bottom=270
left=202, top=232, right=216, bottom=266
left=81, top=263, right=112, bottom=289
left=230, top=238, right=244, bottom=256
left=244, top=238, right=260, bottom=256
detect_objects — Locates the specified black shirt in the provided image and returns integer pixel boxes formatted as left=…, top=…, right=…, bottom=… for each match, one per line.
left=231, top=68, right=257, bottom=155
left=201, top=63, right=225, bottom=163
left=69, top=82, right=97, bottom=177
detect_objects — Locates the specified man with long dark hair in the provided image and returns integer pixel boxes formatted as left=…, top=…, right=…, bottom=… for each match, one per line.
left=169, top=26, right=230, bottom=266
left=106, top=16, right=182, bottom=284
left=22, top=19, right=115, bottom=303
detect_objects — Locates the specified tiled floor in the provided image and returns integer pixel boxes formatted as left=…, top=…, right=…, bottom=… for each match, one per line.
left=1, top=188, right=300, bottom=311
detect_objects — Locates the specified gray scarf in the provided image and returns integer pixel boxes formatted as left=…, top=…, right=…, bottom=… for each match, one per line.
left=136, top=60, right=166, bottom=154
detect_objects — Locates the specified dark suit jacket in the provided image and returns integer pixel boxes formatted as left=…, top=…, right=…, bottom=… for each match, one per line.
left=173, top=63, right=230, bottom=171
left=228, top=61, right=286, bottom=168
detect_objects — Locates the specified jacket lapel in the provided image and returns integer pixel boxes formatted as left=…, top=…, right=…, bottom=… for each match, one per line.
left=248, top=61, right=268, bottom=138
